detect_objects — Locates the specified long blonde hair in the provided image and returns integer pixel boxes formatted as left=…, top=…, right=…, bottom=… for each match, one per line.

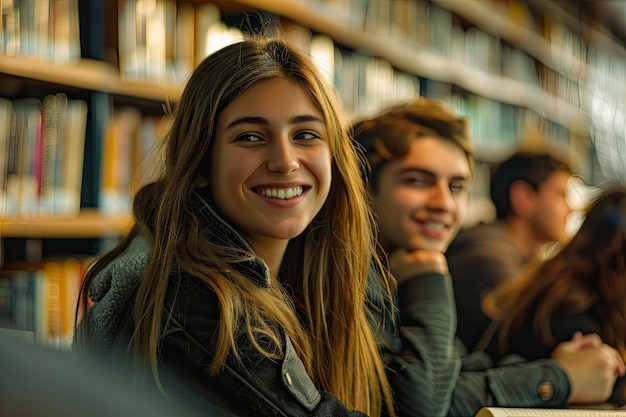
left=77, top=37, right=395, bottom=416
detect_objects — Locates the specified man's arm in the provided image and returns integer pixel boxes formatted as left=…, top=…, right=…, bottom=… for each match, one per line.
left=450, top=358, right=570, bottom=417
left=378, top=269, right=460, bottom=417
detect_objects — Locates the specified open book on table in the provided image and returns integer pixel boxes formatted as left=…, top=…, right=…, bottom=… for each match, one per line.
left=476, top=406, right=626, bottom=417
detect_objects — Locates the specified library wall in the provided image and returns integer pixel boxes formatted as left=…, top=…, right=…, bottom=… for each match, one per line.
left=1, top=0, right=625, bottom=347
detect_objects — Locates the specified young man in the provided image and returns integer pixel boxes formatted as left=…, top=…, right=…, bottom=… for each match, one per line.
left=446, top=150, right=573, bottom=353
left=353, top=97, right=624, bottom=417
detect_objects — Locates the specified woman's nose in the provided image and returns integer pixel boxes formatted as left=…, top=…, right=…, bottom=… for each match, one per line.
left=267, top=136, right=299, bottom=174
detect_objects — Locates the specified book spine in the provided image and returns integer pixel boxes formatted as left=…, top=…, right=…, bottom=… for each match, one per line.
left=40, top=94, right=61, bottom=215
left=61, top=99, right=88, bottom=216
left=0, top=97, right=13, bottom=216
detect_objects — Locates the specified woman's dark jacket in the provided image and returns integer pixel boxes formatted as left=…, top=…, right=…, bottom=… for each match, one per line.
left=73, top=193, right=366, bottom=417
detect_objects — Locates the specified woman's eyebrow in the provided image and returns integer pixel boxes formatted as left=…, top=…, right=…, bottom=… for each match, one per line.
left=226, top=116, right=267, bottom=130
left=225, top=114, right=324, bottom=130
left=290, top=114, right=325, bottom=125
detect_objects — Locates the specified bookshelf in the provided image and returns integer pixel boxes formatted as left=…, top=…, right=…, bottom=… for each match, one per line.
left=236, top=0, right=585, bottom=131
left=0, top=55, right=181, bottom=102
left=0, top=0, right=624, bottom=345
left=1, top=210, right=132, bottom=239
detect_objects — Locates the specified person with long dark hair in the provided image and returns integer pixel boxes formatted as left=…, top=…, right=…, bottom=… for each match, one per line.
left=483, top=185, right=626, bottom=405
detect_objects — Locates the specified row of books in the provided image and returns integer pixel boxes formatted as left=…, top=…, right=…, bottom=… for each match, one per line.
left=0, top=95, right=169, bottom=218
left=0, top=95, right=88, bottom=218
left=425, top=81, right=573, bottom=163
left=313, top=0, right=587, bottom=77
left=115, top=0, right=586, bottom=123
left=2, top=0, right=604, bottom=130
left=120, top=1, right=450, bottom=120
left=0, top=0, right=81, bottom=64
left=99, top=107, right=167, bottom=215
left=0, top=257, right=85, bottom=349
left=118, top=1, right=240, bottom=85
left=1, top=0, right=590, bottom=137
left=119, top=1, right=424, bottom=139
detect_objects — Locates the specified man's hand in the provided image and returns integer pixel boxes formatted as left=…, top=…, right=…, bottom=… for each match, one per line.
left=388, top=248, right=448, bottom=284
left=551, top=332, right=625, bottom=404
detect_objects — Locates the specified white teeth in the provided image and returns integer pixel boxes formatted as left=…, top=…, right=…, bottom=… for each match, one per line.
left=259, top=186, right=303, bottom=200
left=424, top=221, right=445, bottom=230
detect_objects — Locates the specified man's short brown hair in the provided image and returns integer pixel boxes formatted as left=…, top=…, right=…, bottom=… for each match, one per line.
left=352, top=97, right=474, bottom=192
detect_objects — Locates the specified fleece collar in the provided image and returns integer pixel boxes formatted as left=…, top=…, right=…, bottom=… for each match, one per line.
left=87, top=191, right=271, bottom=349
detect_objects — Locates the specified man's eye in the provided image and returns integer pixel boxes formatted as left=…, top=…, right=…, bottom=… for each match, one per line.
left=450, top=183, right=467, bottom=193
left=407, top=176, right=433, bottom=187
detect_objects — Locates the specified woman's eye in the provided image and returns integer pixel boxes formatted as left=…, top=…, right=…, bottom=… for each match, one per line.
left=235, top=133, right=264, bottom=142
left=294, top=131, right=321, bottom=141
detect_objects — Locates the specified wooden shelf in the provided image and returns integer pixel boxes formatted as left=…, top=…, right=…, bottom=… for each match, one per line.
left=238, top=0, right=585, bottom=132
left=431, top=0, right=585, bottom=81
left=0, top=55, right=181, bottom=102
left=0, top=1, right=588, bottom=130
left=0, top=210, right=133, bottom=238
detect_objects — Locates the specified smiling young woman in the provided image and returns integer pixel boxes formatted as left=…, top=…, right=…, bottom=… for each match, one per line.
left=73, top=37, right=395, bottom=417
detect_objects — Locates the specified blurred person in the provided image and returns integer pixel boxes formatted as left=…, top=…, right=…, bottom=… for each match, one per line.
left=74, top=37, right=396, bottom=416
left=0, top=333, right=234, bottom=417
left=446, top=149, right=574, bottom=353
left=353, top=97, right=624, bottom=417
left=482, top=185, right=626, bottom=405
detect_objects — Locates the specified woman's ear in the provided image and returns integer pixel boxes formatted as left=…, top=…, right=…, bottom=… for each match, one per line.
left=509, top=180, right=537, bottom=219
